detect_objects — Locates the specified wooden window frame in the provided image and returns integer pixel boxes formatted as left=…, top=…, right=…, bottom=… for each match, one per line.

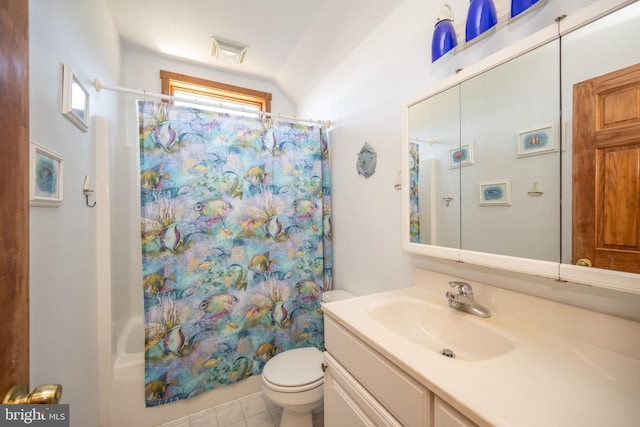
left=160, top=70, right=272, bottom=112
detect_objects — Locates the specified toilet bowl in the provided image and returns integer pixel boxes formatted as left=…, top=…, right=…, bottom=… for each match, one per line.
left=261, top=290, right=354, bottom=427
left=262, top=347, right=324, bottom=427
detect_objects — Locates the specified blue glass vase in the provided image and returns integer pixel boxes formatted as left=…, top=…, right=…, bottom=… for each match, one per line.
left=511, top=0, right=539, bottom=18
left=465, top=0, right=498, bottom=42
left=432, top=18, right=458, bottom=62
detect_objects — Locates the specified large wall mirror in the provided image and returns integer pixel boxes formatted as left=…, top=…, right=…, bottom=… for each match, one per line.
left=403, top=1, right=640, bottom=293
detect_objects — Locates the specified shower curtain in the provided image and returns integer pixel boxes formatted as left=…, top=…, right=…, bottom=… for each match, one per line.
left=138, top=101, right=332, bottom=406
left=409, top=142, right=420, bottom=243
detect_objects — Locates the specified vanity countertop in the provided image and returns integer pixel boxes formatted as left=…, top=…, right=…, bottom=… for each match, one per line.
left=322, top=271, right=640, bottom=427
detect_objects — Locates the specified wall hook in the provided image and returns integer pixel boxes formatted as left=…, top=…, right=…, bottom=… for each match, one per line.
left=527, top=182, right=543, bottom=196
left=443, top=191, right=454, bottom=207
left=394, top=171, right=402, bottom=190
left=83, top=176, right=96, bottom=207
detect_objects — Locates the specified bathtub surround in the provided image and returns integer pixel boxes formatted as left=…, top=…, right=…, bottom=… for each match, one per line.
left=107, top=50, right=302, bottom=426
left=139, top=101, right=331, bottom=406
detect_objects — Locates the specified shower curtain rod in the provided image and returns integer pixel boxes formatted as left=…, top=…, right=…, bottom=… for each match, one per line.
left=93, top=79, right=331, bottom=128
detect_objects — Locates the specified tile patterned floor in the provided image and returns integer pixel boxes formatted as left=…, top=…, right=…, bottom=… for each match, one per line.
left=159, top=392, right=324, bottom=427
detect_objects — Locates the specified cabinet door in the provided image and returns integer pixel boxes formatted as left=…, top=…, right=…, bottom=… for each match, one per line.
left=434, top=396, right=478, bottom=427
left=324, top=353, right=402, bottom=427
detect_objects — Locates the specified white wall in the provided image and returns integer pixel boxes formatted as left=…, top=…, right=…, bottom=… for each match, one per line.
left=25, top=1, right=640, bottom=426
left=297, top=0, right=640, bottom=320
left=29, top=0, right=121, bottom=426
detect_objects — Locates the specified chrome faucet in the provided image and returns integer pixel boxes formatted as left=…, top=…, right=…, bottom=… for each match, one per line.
left=445, top=281, right=491, bottom=318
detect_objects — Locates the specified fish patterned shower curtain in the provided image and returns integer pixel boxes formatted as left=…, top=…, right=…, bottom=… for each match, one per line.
left=138, top=101, right=332, bottom=407
left=409, top=142, right=420, bottom=243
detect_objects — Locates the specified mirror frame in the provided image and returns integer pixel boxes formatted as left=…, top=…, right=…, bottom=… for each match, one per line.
left=62, top=64, right=90, bottom=132
left=401, top=0, right=640, bottom=295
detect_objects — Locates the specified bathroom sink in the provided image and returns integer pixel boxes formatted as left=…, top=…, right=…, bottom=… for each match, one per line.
left=367, top=298, right=514, bottom=361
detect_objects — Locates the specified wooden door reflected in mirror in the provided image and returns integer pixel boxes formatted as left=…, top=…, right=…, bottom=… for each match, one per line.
left=572, top=63, right=640, bottom=274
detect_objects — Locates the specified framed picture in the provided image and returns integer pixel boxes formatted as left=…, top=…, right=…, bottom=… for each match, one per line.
left=30, top=141, right=63, bottom=207
left=448, top=143, right=474, bottom=169
left=516, top=123, right=558, bottom=158
left=62, top=64, right=89, bottom=132
left=479, top=179, right=511, bottom=206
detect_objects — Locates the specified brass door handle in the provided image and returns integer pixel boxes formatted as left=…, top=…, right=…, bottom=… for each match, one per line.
left=576, top=258, right=593, bottom=267
left=2, top=384, right=62, bottom=404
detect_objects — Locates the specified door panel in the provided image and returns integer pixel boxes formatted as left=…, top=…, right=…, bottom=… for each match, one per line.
left=601, top=149, right=638, bottom=248
left=573, top=63, right=640, bottom=274
left=0, top=0, right=30, bottom=396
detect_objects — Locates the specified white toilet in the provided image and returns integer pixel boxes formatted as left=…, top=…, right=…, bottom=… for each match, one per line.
left=261, top=290, right=354, bottom=427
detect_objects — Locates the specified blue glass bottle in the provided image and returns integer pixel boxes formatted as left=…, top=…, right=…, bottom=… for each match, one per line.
left=511, top=0, right=539, bottom=18
left=465, top=0, right=498, bottom=42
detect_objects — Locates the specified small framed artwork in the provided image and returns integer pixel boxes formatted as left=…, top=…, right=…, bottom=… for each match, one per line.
left=479, top=180, right=511, bottom=206
left=516, top=123, right=558, bottom=158
left=448, top=143, right=474, bottom=169
left=29, top=141, right=63, bottom=207
left=62, top=64, right=89, bottom=132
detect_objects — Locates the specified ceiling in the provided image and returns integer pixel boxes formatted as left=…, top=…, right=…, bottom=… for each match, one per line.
left=107, top=0, right=405, bottom=104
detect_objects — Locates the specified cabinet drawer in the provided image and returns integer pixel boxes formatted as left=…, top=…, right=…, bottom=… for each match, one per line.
left=325, top=316, right=431, bottom=427
left=324, top=352, right=402, bottom=427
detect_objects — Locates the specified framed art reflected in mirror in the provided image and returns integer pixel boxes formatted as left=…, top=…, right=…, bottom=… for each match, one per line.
left=516, top=123, right=558, bottom=158
left=479, top=180, right=511, bottom=206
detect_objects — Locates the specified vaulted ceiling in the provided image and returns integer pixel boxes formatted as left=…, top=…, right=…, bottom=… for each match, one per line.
left=107, top=0, right=405, bottom=104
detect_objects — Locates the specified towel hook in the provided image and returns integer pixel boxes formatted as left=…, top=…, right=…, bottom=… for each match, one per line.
left=84, top=190, right=96, bottom=207
left=83, top=176, right=96, bottom=207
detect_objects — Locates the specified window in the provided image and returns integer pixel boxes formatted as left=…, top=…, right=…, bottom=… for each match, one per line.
left=160, top=70, right=272, bottom=115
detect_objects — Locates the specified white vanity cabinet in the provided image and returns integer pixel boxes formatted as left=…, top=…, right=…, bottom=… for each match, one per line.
left=324, top=316, right=478, bottom=427
left=322, top=272, right=640, bottom=426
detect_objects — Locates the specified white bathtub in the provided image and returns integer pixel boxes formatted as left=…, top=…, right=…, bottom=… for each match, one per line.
left=114, top=316, right=144, bottom=368
left=109, top=317, right=262, bottom=427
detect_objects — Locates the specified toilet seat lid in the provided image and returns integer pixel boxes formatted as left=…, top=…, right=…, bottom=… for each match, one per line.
left=262, top=347, right=324, bottom=388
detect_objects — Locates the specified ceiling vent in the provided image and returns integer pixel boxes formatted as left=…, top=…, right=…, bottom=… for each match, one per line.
left=210, top=37, right=248, bottom=64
